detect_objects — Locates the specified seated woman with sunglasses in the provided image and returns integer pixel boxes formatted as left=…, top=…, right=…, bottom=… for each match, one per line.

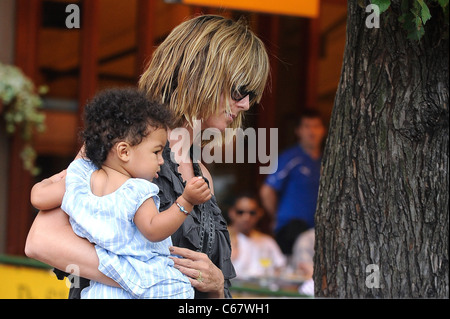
left=228, top=193, right=286, bottom=279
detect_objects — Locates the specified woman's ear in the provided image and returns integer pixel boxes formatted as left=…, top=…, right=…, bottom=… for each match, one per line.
left=116, top=142, right=131, bottom=162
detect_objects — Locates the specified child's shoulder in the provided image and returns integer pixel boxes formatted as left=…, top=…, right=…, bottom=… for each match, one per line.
left=69, top=157, right=96, bottom=170
left=123, top=178, right=160, bottom=196
left=66, top=158, right=97, bottom=180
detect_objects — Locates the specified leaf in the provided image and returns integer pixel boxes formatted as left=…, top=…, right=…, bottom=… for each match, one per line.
left=371, top=0, right=391, bottom=13
left=407, top=28, right=425, bottom=40
left=409, top=14, right=425, bottom=40
left=398, top=0, right=448, bottom=41
left=437, top=0, right=449, bottom=9
left=1, top=62, right=47, bottom=174
left=417, top=0, right=432, bottom=24
left=398, top=10, right=425, bottom=40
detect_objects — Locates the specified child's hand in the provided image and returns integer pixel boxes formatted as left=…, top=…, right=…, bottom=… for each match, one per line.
left=182, top=176, right=212, bottom=206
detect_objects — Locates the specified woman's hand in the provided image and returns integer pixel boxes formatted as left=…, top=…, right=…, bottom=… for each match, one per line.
left=169, top=246, right=224, bottom=298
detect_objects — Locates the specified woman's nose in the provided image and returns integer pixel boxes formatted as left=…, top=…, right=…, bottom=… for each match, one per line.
left=235, top=95, right=250, bottom=111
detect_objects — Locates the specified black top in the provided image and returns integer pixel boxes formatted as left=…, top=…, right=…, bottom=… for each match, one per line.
left=55, top=143, right=236, bottom=299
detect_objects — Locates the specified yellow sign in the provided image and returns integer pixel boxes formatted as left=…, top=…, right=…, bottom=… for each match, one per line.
left=182, top=0, right=320, bottom=17
left=0, top=264, right=69, bottom=299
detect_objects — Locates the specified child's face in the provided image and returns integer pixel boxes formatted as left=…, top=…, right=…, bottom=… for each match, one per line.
left=127, top=128, right=167, bottom=181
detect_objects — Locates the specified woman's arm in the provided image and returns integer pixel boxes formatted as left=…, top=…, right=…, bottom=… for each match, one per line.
left=25, top=207, right=119, bottom=287
left=26, top=145, right=118, bottom=287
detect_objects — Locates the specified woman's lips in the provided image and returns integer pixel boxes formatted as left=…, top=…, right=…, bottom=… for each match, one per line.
left=226, top=111, right=236, bottom=122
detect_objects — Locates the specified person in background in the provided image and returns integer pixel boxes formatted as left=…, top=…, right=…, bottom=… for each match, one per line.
left=228, top=193, right=286, bottom=279
left=291, top=227, right=315, bottom=296
left=260, top=109, right=326, bottom=255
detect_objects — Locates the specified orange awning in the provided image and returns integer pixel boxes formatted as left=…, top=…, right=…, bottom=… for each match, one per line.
left=181, top=0, right=320, bottom=17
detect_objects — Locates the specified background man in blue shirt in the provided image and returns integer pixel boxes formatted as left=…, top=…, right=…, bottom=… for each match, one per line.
left=260, top=109, right=327, bottom=255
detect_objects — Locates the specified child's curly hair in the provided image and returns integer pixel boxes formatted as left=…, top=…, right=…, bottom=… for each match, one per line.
left=82, top=88, right=175, bottom=169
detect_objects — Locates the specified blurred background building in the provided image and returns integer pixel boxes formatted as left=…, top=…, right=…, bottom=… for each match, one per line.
left=0, top=0, right=346, bottom=259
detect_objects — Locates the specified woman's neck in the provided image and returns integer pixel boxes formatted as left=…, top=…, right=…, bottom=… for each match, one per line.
left=168, top=121, right=202, bottom=163
left=168, top=121, right=200, bottom=181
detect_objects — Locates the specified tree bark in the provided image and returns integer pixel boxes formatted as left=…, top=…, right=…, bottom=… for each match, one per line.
left=314, top=0, right=449, bottom=298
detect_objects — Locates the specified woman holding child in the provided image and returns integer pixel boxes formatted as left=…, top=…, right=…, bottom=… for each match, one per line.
left=25, top=15, right=269, bottom=298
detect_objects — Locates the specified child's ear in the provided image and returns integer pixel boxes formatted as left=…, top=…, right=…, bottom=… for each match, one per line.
left=116, top=142, right=131, bottom=162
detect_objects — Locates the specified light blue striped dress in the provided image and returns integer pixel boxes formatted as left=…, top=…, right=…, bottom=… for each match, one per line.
left=61, top=159, right=194, bottom=299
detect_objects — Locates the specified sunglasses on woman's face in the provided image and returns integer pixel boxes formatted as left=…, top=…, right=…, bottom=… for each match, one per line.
left=235, top=209, right=258, bottom=216
left=231, top=86, right=256, bottom=103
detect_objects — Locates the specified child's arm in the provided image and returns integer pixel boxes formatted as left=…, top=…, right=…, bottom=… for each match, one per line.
left=134, top=176, right=211, bottom=242
left=30, top=170, right=67, bottom=211
left=30, top=147, right=85, bottom=211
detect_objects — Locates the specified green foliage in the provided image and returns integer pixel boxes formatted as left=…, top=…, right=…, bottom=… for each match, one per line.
left=0, top=62, right=47, bottom=175
left=371, top=0, right=449, bottom=40
left=372, top=0, right=392, bottom=13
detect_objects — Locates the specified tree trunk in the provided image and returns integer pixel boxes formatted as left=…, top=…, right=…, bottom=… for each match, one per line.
left=314, top=0, right=449, bottom=298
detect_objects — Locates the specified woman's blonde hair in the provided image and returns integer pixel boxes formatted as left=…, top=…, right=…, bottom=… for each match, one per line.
left=138, top=15, right=270, bottom=131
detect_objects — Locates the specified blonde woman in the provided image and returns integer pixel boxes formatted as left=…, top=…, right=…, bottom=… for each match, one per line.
left=26, top=15, right=269, bottom=298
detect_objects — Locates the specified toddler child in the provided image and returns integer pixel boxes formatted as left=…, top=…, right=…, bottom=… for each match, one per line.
left=30, top=88, right=211, bottom=298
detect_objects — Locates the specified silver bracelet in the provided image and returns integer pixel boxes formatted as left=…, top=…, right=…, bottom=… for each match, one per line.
left=175, top=201, right=190, bottom=215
